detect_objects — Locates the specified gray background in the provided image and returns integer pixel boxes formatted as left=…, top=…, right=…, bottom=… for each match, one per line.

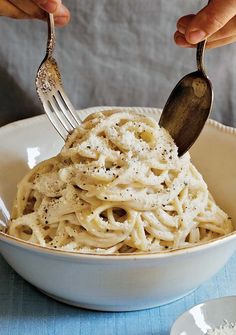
left=0, top=0, right=236, bottom=127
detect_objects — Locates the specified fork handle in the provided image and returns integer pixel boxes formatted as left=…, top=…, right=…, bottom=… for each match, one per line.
left=46, top=13, right=56, bottom=59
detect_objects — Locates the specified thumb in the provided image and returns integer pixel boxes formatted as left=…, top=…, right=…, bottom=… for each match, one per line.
left=185, top=0, right=236, bottom=44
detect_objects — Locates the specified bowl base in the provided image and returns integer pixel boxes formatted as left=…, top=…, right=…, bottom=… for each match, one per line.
left=38, top=288, right=197, bottom=312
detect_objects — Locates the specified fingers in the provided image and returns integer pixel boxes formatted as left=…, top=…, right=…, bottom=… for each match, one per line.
left=33, top=0, right=70, bottom=25
left=177, top=14, right=236, bottom=41
left=174, top=31, right=194, bottom=48
left=175, top=0, right=236, bottom=49
left=185, top=0, right=236, bottom=44
left=53, top=4, right=70, bottom=26
left=202, top=15, right=236, bottom=42
left=9, top=0, right=44, bottom=18
left=32, top=0, right=61, bottom=13
left=177, top=15, right=194, bottom=35
left=0, top=0, right=30, bottom=18
left=0, top=0, right=70, bottom=26
left=174, top=30, right=236, bottom=49
left=175, top=13, right=236, bottom=49
left=206, top=35, right=236, bottom=48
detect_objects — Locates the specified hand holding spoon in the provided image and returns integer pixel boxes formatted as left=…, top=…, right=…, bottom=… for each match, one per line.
left=159, top=38, right=213, bottom=157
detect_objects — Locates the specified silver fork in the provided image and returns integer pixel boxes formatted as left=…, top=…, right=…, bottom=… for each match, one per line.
left=35, top=13, right=81, bottom=140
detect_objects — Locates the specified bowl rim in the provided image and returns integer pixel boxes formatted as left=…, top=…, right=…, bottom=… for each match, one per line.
left=0, top=108, right=236, bottom=260
left=1, top=229, right=236, bottom=260
left=0, top=107, right=236, bottom=136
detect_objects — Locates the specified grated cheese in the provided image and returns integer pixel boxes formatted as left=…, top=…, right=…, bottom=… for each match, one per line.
left=206, top=321, right=236, bottom=335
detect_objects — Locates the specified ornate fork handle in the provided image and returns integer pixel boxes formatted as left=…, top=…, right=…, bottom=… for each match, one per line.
left=46, top=13, right=56, bottom=60
left=35, top=13, right=81, bottom=139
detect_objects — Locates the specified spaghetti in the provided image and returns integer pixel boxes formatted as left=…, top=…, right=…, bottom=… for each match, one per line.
left=8, top=110, right=233, bottom=253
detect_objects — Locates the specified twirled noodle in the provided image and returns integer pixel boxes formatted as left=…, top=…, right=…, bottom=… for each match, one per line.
left=8, top=110, right=233, bottom=253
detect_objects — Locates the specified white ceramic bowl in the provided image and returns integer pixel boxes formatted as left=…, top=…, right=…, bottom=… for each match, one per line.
left=0, top=106, right=236, bottom=312
left=171, top=296, right=236, bottom=334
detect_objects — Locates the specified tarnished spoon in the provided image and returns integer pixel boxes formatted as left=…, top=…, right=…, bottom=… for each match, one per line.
left=159, top=39, right=213, bottom=156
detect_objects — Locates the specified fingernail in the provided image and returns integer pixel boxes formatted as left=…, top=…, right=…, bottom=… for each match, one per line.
left=175, top=35, right=192, bottom=47
left=188, top=29, right=206, bottom=44
left=178, top=24, right=186, bottom=34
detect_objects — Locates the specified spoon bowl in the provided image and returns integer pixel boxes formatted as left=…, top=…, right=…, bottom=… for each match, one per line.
left=159, top=41, right=213, bottom=156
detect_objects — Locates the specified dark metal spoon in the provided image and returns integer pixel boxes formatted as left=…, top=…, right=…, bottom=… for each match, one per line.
left=159, top=39, right=213, bottom=156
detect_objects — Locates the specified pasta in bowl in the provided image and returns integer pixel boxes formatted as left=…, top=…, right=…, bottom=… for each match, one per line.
left=0, top=106, right=235, bottom=311
left=7, top=110, right=232, bottom=253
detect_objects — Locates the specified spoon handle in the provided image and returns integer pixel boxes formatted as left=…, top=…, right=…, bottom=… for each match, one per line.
left=196, top=39, right=207, bottom=74
left=196, top=0, right=210, bottom=75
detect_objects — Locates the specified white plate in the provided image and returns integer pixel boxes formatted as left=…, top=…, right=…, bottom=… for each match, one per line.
left=171, top=296, right=236, bottom=335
